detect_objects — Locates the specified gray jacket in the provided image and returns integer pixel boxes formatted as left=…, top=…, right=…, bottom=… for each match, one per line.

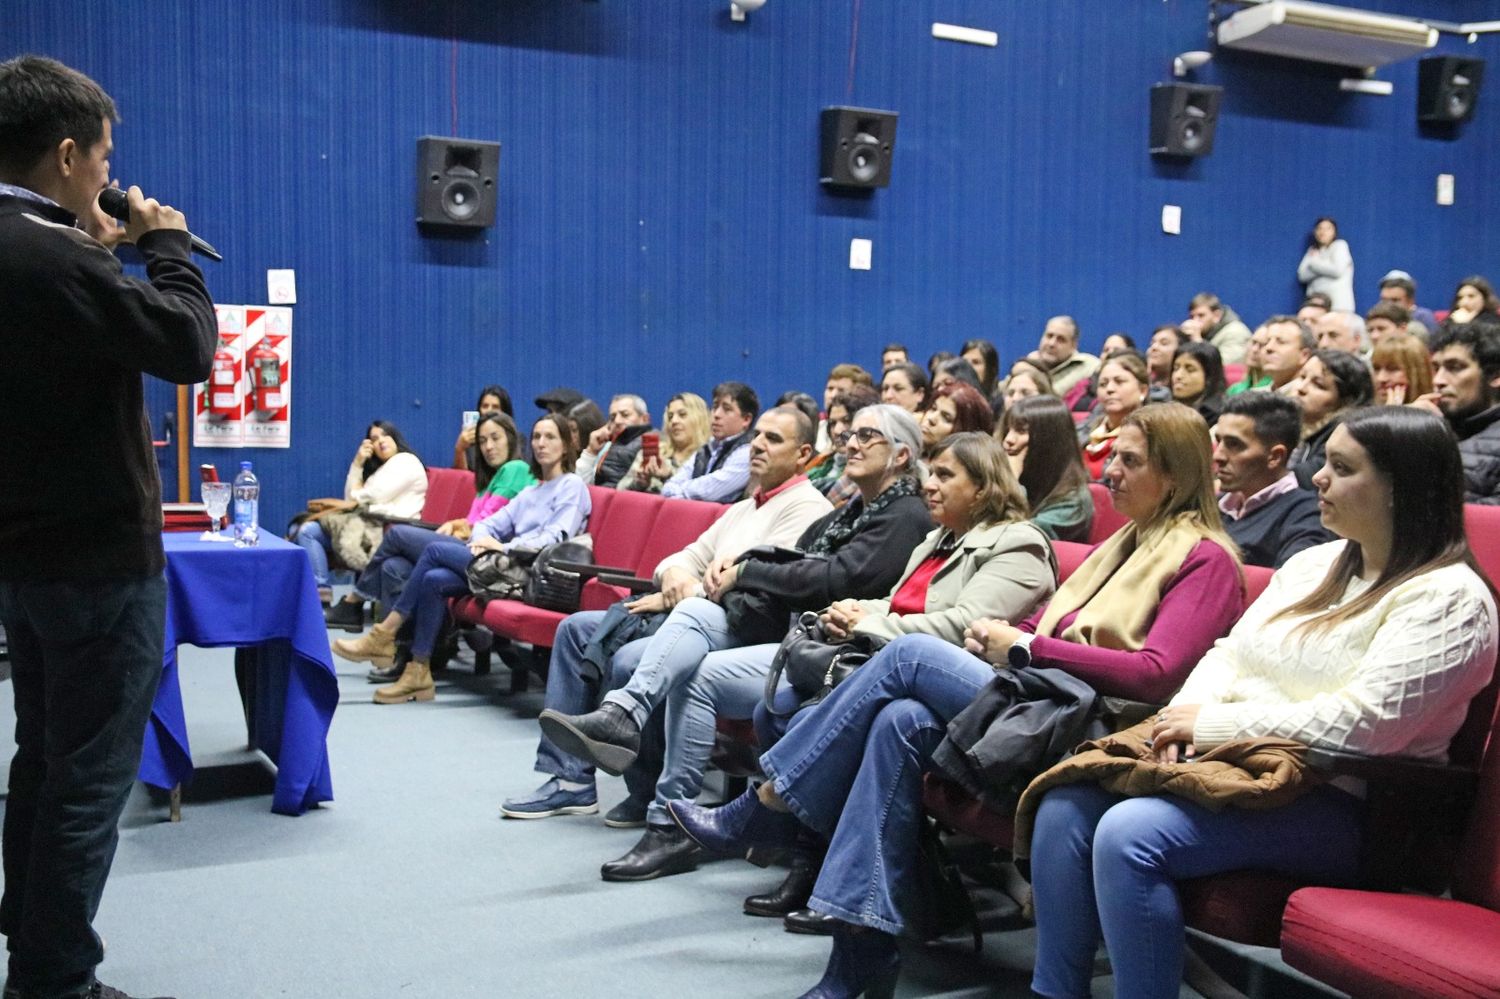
left=854, top=520, right=1058, bottom=645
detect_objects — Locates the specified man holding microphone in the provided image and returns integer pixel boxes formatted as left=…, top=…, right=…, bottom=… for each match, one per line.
left=0, top=55, right=216, bottom=999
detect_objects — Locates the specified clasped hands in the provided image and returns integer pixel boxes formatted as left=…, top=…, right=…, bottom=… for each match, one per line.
left=625, top=565, right=702, bottom=615
left=1150, top=704, right=1202, bottom=764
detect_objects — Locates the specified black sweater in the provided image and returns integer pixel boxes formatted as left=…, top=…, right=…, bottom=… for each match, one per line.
left=0, top=194, right=217, bottom=580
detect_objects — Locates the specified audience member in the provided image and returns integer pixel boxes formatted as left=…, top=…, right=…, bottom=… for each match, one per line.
left=540, top=406, right=933, bottom=881
left=1445, top=275, right=1500, bottom=330
left=807, top=386, right=879, bottom=492
left=1378, top=270, right=1439, bottom=335
left=1290, top=349, right=1374, bottom=488
left=1170, top=340, right=1227, bottom=426
left=1297, top=292, right=1332, bottom=326
left=960, top=337, right=1002, bottom=400
left=451, top=385, right=513, bottom=471
left=1258, top=315, right=1315, bottom=394
left=932, top=356, right=984, bottom=396
left=880, top=361, right=930, bottom=414
left=1365, top=301, right=1414, bottom=345
left=1001, top=395, right=1093, bottom=541
left=325, top=412, right=534, bottom=634
left=776, top=390, right=821, bottom=433
left=1297, top=215, right=1355, bottom=311
left=1226, top=323, right=1272, bottom=395
left=920, top=383, right=995, bottom=456
left=1025, top=407, right=1496, bottom=999
left=926, top=351, right=956, bottom=379
left=563, top=397, right=606, bottom=452
left=1214, top=392, right=1332, bottom=568
left=814, top=363, right=874, bottom=450
left=576, top=394, right=652, bottom=488
left=1033, top=315, right=1100, bottom=400
left=1183, top=292, right=1251, bottom=365
left=1370, top=333, right=1432, bottom=406
left=292, top=421, right=427, bottom=600
left=1314, top=310, right=1367, bottom=355
left=1080, top=352, right=1150, bottom=481
left=1003, top=360, right=1054, bottom=407
left=1145, top=325, right=1185, bottom=391
left=660, top=381, right=758, bottom=503
left=620, top=392, right=710, bottom=493
left=333, top=413, right=589, bottom=703
left=669, top=404, right=1247, bottom=998
left=1100, top=332, right=1136, bottom=355
left=1418, top=322, right=1500, bottom=503
left=499, top=406, right=831, bottom=822
left=880, top=342, right=909, bottom=370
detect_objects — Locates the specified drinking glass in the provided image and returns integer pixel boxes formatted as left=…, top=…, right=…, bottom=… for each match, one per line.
left=201, top=481, right=232, bottom=539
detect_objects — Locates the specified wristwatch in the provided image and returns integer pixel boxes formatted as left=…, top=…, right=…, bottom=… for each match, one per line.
left=1007, top=633, right=1036, bottom=670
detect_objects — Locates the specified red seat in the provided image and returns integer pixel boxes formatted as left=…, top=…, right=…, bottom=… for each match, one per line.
left=419, top=467, right=477, bottom=523
left=1223, top=363, right=1246, bottom=386
left=1086, top=483, right=1127, bottom=544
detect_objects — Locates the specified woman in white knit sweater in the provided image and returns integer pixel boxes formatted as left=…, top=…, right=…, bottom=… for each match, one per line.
left=1029, top=406, right=1498, bottom=999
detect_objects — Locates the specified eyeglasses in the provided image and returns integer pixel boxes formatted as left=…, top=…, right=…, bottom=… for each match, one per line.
left=837, top=427, right=889, bottom=448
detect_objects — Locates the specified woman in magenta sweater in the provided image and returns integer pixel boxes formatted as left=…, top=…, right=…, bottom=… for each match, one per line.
left=666, top=403, right=1245, bottom=999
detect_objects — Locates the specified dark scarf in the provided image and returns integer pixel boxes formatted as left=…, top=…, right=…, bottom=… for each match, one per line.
left=806, top=476, right=920, bottom=556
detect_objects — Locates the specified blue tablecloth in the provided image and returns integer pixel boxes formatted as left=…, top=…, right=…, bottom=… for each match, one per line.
left=139, top=533, right=338, bottom=815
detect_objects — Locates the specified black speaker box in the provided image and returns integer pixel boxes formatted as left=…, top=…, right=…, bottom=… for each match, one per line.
left=1418, top=56, right=1484, bottom=124
left=416, top=136, right=500, bottom=227
left=1149, top=83, right=1223, bottom=158
left=819, top=106, right=898, bottom=190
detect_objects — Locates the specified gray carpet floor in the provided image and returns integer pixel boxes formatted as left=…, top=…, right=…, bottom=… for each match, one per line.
left=0, top=628, right=1336, bottom=999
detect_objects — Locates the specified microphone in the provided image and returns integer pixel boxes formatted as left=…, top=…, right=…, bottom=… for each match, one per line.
left=97, top=188, right=223, bottom=262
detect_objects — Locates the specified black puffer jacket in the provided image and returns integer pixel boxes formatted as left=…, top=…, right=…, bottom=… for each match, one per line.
left=1456, top=406, right=1500, bottom=505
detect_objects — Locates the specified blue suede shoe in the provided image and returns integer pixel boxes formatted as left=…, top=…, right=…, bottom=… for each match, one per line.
left=500, top=778, right=599, bottom=819
left=666, top=788, right=798, bottom=856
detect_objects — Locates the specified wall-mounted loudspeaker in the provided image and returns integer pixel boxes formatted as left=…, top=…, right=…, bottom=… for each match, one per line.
left=1149, top=83, right=1223, bottom=158
left=1417, top=56, right=1484, bottom=124
left=819, top=106, right=898, bottom=190
left=416, top=136, right=500, bottom=227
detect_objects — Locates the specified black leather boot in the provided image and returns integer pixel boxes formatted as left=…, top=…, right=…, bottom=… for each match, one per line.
left=744, top=849, right=818, bottom=917
left=538, top=702, right=641, bottom=776
left=600, top=824, right=701, bottom=882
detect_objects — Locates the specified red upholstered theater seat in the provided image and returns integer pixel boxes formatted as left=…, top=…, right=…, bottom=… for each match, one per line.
left=1465, top=504, right=1500, bottom=585
left=1281, top=890, right=1500, bottom=999
left=1086, top=483, right=1128, bottom=544
left=420, top=467, right=478, bottom=523
left=1223, top=363, right=1246, bottom=386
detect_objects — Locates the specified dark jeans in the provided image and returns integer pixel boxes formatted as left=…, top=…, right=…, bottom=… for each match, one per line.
left=0, top=574, right=167, bottom=997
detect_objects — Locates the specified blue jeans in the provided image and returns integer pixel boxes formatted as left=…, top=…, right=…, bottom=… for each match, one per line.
left=354, top=524, right=461, bottom=608
left=0, top=575, right=167, bottom=996
left=602, top=597, right=737, bottom=728
left=532, top=610, right=650, bottom=784
left=759, top=633, right=995, bottom=934
left=1029, top=782, right=1363, bottom=999
left=653, top=642, right=777, bottom=826
left=293, top=520, right=333, bottom=586
left=389, top=539, right=473, bottom=658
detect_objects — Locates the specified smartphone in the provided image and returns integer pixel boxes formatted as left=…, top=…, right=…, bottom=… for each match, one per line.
left=199, top=463, right=220, bottom=483
left=463, top=410, right=480, bottom=429
left=640, top=432, right=660, bottom=459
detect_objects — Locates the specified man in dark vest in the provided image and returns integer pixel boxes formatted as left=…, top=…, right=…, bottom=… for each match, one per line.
left=1213, top=392, right=1332, bottom=568
left=660, top=381, right=758, bottom=503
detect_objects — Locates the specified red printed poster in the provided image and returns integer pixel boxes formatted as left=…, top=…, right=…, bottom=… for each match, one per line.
left=193, top=305, right=293, bottom=448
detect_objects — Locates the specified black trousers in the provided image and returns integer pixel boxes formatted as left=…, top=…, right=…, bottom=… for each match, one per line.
left=0, top=574, right=166, bottom=997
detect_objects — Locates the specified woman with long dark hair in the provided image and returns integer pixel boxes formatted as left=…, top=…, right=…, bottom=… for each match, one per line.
left=1290, top=349, right=1374, bottom=487
left=1170, top=340, right=1228, bottom=426
left=292, top=420, right=427, bottom=601
left=919, top=383, right=994, bottom=457
left=960, top=337, right=1002, bottom=400
left=1025, top=407, right=1496, bottom=999
left=1297, top=216, right=1354, bottom=312
left=1000, top=395, right=1093, bottom=542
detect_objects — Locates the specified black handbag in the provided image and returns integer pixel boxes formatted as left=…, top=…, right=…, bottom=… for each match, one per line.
left=763, top=611, right=887, bottom=713
left=522, top=539, right=595, bottom=613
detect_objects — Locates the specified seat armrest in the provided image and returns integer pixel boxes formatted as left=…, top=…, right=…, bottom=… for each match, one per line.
left=595, top=572, right=656, bottom=593
left=1305, top=748, right=1479, bottom=796
left=549, top=560, right=637, bottom=580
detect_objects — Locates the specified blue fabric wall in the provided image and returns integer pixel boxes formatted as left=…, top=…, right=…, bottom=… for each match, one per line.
left=8, top=0, right=1498, bottom=530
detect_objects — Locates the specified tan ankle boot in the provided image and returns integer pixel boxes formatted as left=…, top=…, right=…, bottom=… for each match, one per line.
left=373, top=658, right=435, bottom=704
left=332, top=621, right=397, bottom=667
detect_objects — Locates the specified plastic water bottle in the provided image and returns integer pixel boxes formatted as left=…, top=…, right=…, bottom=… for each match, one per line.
left=232, top=460, right=260, bottom=545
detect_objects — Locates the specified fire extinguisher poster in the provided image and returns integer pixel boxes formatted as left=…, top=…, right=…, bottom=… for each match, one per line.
left=193, top=305, right=293, bottom=448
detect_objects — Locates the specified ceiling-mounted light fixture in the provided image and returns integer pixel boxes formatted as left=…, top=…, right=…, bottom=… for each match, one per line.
left=730, top=0, right=765, bottom=23
left=1173, top=50, right=1213, bottom=78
